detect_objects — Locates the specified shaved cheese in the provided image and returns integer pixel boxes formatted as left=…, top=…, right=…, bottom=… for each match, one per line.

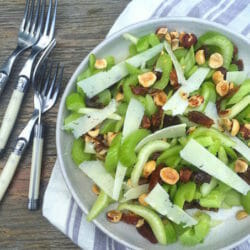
left=79, top=161, right=114, bottom=198
left=64, top=99, right=117, bottom=138
left=78, top=44, right=163, bottom=98
left=84, top=142, right=96, bottom=154
left=180, top=139, right=250, bottom=195
left=78, top=107, right=121, bottom=120
left=135, top=124, right=186, bottom=152
left=226, top=71, right=248, bottom=85
left=120, top=184, right=149, bottom=202
left=204, top=102, right=219, bottom=128
left=164, top=41, right=187, bottom=85
left=231, top=136, right=250, bottom=161
left=113, top=163, right=127, bottom=200
left=145, top=184, right=197, bottom=227
left=162, top=67, right=209, bottom=114
left=122, top=98, right=144, bottom=139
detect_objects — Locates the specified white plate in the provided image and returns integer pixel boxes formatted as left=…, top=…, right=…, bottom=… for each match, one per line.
left=56, top=17, right=250, bottom=250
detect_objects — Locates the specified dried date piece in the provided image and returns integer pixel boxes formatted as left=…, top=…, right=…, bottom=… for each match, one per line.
left=154, top=70, right=163, bottom=81
left=150, top=152, right=161, bottom=161
left=182, top=33, right=197, bottom=48
left=188, top=111, right=214, bottom=128
left=148, top=164, right=165, bottom=191
left=136, top=221, right=158, bottom=244
left=85, top=96, right=104, bottom=108
left=151, top=108, right=163, bottom=131
left=192, top=170, right=211, bottom=185
left=232, top=59, right=244, bottom=71
left=130, top=86, right=149, bottom=96
left=169, top=69, right=179, bottom=89
left=163, top=114, right=181, bottom=127
left=238, top=167, right=250, bottom=185
left=240, top=124, right=250, bottom=140
left=122, top=212, right=141, bottom=225
left=180, top=168, right=193, bottom=183
left=141, top=115, right=151, bottom=129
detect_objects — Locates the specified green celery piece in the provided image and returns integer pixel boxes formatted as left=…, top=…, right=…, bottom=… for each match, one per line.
left=148, top=33, right=160, bottom=46
left=167, top=89, right=174, bottom=100
left=195, top=31, right=234, bottom=69
left=114, top=118, right=124, bottom=132
left=199, top=81, right=216, bottom=111
left=144, top=94, right=157, bottom=116
left=66, top=92, right=85, bottom=112
left=154, top=53, right=172, bottom=90
left=236, top=105, right=250, bottom=123
left=105, top=133, right=122, bottom=173
left=71, top=138, right=92, bottom=165
left=119, top=129, right=150, bottom=167
left=64, top=113, right=82, bottom=132
left=170, top=184, right=177, bottom=200
left=87, top=190, right=112, bottom=221
left=199, top=189, right=225, bottom=208
left=146, top=54, right=160, bottom=68
left=163, top=219, right=177, bottom=244
left=88, top=54, right=96, bottom=71
left=218, top=146, right=228, bottom=164
left=170, top=138, right=178, bottom=146
left=223, top=189, right=241, bottom=207
left=106, top=56, right=115, bottom=70
left=129, top=44, right=137, bottom=57
left=186, top=65, right=198, bottom=79
left=188, top=127, right=235, bottom=147
left=228, top=95, right=250, bottom=119
left=224, top=146, right=238, bottom=160
left=227, top=80, right=250, bottom=106
left=100, top=119, right=117, bottom=134
left=98, top=89, right=111, bottom=106
left=136, top=36, right=149, bottom=52
left=179, top=213, right=211, bottom=246
left=241, top=191, right=250, bottom=213
left=164, top=155, right=181, bottom=168
left=178, top=137, right=188, bottom=146
left=229, top=64, right=239, bottom=72
left=157, top=145, right=183, bottom=164
left=174, top=48, right=188, bottom=60
left=123, top=75, right=139, bottom=102
left=125, top=62, right=142, bottom=75
left=77, top=68, right=92, bottom=82
left=117, top=102, right=128, bottom=116
left=174, top=182, right=196, bottom=209
left=118, top=203, right=167, bottom=245
left=200, top=178, right=218, bottom=197
left=178, top=115, right=197, bottom=127
left=205, top=69, right=215, bottom=80
left=162, top=184, right=170, bottom=193
left=195, top=136, right=213, bottom=147
left=181, top=46, right=195, bottom=78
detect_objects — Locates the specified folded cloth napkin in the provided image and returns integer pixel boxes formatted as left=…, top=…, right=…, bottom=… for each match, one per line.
left=43, top=0, right=250, bottom=249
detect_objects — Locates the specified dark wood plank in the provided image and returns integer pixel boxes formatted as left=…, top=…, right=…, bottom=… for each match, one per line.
left=0, top=0, right=129, bottom=249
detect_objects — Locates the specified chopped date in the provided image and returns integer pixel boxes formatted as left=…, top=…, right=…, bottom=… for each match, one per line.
left=141, top=115, right=151, bottom=129
left=136, top=221, right=158, bottom=244
left=232, top=59, right=244, bottom=71
left=154, top=70, right=163, bottom=81
left=217, top=66, right=227, bottom=78
left=151, top=108, right=163, bottom=131
left=240, top=125, right=250, bottom=140
left=148, top=164, right=165, bottom=191
left=163, top=114, right=181, bottom=128
left=192, top=170, right=211, bottom=185
left=122, top=212, right=141, bottom=225
left=239, top=167, right=250, bottom=185
left=179, top=168, right=193, bottom=183
left=184, top=201, right=219, bottom=212
left=188, top=111, right=214, bottom=128
left=85, top=96, right=104, bottom=108
left=150, top=152, right=161, bottom=161
left=233, top=45, right=238, bottom=59
left=199, top=45, right=210, bottom=59
left=130, top=86, right=149, bottom=96
left=138, top=177, right=149, bottom=185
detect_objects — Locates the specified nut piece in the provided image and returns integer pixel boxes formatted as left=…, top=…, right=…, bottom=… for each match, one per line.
left=138, top=193, right=148, bottom=206
left=229, top=82, right=234, bottom=90
left=136, top=219, right=145, bottom=228
left=187, top=126, right=196, bottom=134
left=240, top=124, right=250, bottom=140
left=171, top=38, right=179, bottom=51
left=231, top=119, right=240, bottom=136
left=170, top=31, right=179, bottom=39
left=88, top=128, right=100, bottom=138
left=188, top=94, right=204, bottom=108
left=219, top=118, right=232, bottom=131
left=165, top=32, right=172, bottom=44
left=106, top=210, right=122, bottom=223
left=95, top=58, right=107, bottom=69
left=92, top=184, right=100, bottom=195
left=115, top=92, right=124, bottom=102
left=195, top=50, right=206, bottom=65
left=234, top=159, right=248, bottom=173
left=160, top=167, right=179, bottom=185
left=219, top=108, right=232, bottom=118
left=216, top=80, right=229, bottom=97
left=138, top=72, right=157, bottom=88
left=106, top=132, right=117, bottom=146
left=143, top=160, right=157, bottom=178
left=153, top=91, right=167, bottom=106
left=212, top=70, right=225, bottom=85
left=208, top=53, right=224, bottom=69
left=179, top=31, right=186, bottom=44
left=156, top=27, right=168, bottom=38
left=179, top=90, right=188, bottom=100
left=182, top=33, right=197, bottom=48
left=169, top=69, right=179, bottom=88
left=236, top=210, right=248, bottom=220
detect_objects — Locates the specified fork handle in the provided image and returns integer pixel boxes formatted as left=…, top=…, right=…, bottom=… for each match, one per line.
left=0, top=88, right=25, bottom=155
left=28, top=123, right=44, bottom=211
left=0, top=72, right=8, bottom=96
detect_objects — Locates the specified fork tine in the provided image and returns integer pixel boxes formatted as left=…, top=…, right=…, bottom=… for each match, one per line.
left=42, top=60, right=53, bottom=95
left=48, top=0, right=57, bottom=39
left=20, top=0, right=30, bottom=32
left=35, top=0, right=45, bottom=39
left=30, top=0, right=41, bottom=35
left=46, top=63, right=59, bottom=99
left=51, top=64, right=64, bottom=103
left=43, top=0, right=52, bottom=35
left=24, top=0, right=35, bottom=33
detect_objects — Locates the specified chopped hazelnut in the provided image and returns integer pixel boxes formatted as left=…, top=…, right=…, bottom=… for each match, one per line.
left=236, top=210, right=248, bottom=220
left=171, top=38, right=179, bottom=51
left=187, top=126, right=196, bottom=134
left=179, top=90, right=188, bottom=100
left=229, top=82, right=234, bottom=90
left=143, top=161, right=156, bottom=178
left=182, top=33, right=197, bottom=48
left=179, top=31, right=186, bottom=44
left=160, top=167, right=179, bottom=185
left=219, top=108, right=232, bottom=118
left=115, top=92, right=124, bottom=102
left=92, top=184, right=100, bottom=195
left=234, top=159, right=248, bottom=173
left=106, top=132, right=117, bottom=146
left=195, top=50, right=206, bottom=65
left=240, top=123, right=250, bottom=139
left=153, top=91, right=167, bottom=106
left=208, top=53, right=224, bottom=69
left=231, top=119, right=240, bottom=136
left=212, top=70, right=224, bottom=85
left=95, top=58, right=107, bottom=69
left=138, top=193, right=148, bottom=206
left=216, top=80, right=229, bottom=97
left=170, top=31, right=179, bottom=39
left=138, top=72, right=157, bottom=88
left=106, top=210, right=122, bottom=223
left=136, top=219, right=145, bottom=228
left=88, top=128, right=100, bottom=138
left=219, top=118, right=232, bottom=131
left=188, top=94, right=204, bottom=108
left=165, top=32, right=171, bottom=44
left=156, top=27, right=168, bottom=38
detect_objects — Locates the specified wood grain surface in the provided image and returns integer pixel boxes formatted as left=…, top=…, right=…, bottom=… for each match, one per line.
left=0, top=0, right=129, bottom=249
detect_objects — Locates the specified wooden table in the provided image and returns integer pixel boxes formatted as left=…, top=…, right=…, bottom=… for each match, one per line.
left=0, top=0, right=129, bottom=248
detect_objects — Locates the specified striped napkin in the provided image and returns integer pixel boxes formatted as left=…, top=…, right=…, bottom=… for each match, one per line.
left=43, top=0, right=250, bottom=249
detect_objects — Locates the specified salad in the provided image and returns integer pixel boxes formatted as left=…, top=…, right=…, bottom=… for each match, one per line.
left=64, top=27, right=250, bottom=246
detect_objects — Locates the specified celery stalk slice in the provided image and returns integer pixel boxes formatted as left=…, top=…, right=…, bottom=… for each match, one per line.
left=226, top=71, right=248, bottom=85
left=180, top=139, right=250, bottom=195
left=112, top=163, right=127, bottom=200
left=145, top=184, right=197, bottom=227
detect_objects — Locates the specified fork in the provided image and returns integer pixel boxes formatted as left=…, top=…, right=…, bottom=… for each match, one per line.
left=0, top=39, right=60, bottom=202
left=28, top=60, right=63, bottom=210
left=0, top=0, right=57, bottom=156
left=0, top=0, right=42, bottom=96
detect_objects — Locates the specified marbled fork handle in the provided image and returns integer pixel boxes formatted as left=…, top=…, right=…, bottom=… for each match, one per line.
left=0, top=72, right=8, bottom=95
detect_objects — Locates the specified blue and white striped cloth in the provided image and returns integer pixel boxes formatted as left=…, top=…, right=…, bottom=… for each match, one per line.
left=43, top=1, right=250, bottom=249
